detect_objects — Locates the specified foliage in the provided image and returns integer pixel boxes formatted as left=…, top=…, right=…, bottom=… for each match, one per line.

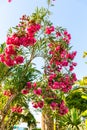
left=66, top=89, right=87, bottom=112
left=57, top=108, right=86, bottom=130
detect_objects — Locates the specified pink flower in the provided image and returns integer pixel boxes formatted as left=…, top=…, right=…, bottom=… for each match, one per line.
left=8, top=0, right=12, bottom=2
left=58, top=100, right=69, bottom=115
left=67, top=51, right=77, bottom=60
left=60, top=82, right=66, bottom=89
left=48, top=43, right=53, bottom=48
left=56, top=32, right=61, bottom=37
left=71, top=73, right=77, bottom=81
left=4, top=57, right=15, bottom=67
left=0, top=54, right=5, bottom=62
left=21, top=35, right=36, bottom=47
left=32, top=101, right=44, bottom=109
left=27, top=24, right=41, bottom=35
left=49, top=74, right=56, bottom=81
left=32, top=82, right=37, bottom=87
left=3, top=90, right=12, bottom=97
left=32, top=102, right=38, bottom=108
left=49, top=50, right=54, bottom=55
left=59, top=100, right=65, bottom=109
left=5, top=45, right=16, bottom=55
left=59, top=107, right=69, bottom=116
left=6, top=35, right=20, bottom=46
left=69, top=65, right=74, bottom=71
left=52, top=82, right=60, bottom=89
left=33, top=88, right=42, bottom=95
left=50, top=102, right=57, bottom=110
left=62, top=60, right=68, bottom=66
left=21, top=89, right=29, bottom=95
left=68, top=85, right=72, bottom=90
left=45, top=26, right=54, bottom=34
left=62, top=88, right=68, bottom=93
left=55, top=45, right=60, bottom=51
left=67, top=34, right=71, bottom=40
left=17, top=106, right=23, bottom=113
left=64, top=31, right=68, bottom=35
left=15, top=56, right=24, bottom=64
left=11, top=106, right=16, bottom=112
left=26, top=82, right=32, bottom=89
left=11, top=106, right=23, bottom=113
left=72, top=62, right=77, bottom=66
left=38, top=101, right=44, bottom=108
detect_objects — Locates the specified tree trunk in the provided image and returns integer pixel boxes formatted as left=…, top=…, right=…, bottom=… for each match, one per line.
left=0, top=93, right=17, bottom=130
left=41, top=111, right=54, bottom=130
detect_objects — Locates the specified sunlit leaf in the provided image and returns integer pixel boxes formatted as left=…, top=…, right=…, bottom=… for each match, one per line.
left=83, top=51, right=87, bottom=58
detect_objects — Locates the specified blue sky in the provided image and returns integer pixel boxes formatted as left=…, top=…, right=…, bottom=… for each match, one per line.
left=0, top=0, right=87, bottom=79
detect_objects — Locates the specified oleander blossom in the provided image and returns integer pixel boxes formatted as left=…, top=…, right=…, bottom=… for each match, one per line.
left=58, top=100, right=69, bottom=115
left=0, top=19, right=41, bottom=67
left=21, top=89, right=29, bottom=95
left=8, top=0, right=12, bottom=2
left=33, top=88, right=42, bottom=95
left=45, top=26, right=54, bottom=34
left=11, top=106, right=23, bottom=113
left=50, top=102, right=58, bottom=110
left=3, top=90, right=12, bottom=97
left=32, top=100, right=44, bottom=109
left=47, top=30, right=77, bottom=93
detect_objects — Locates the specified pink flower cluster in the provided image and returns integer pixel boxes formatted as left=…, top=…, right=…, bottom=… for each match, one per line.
left=21, top=81, right=42, bottom=95
left=49, top=45, right=77, bottom=70
left=33, top=88, right=42, bottom=95
left=50, top=101, right=58, bottom=110
left=46, top=29, right=77, bottom=92
left=50, top=100, right=68, bottom=115
left=0, top=45, right=24, bottom=67
left=58, top=100, right=69, bottom=115
left=63, top=31, right=71, bottom=44
left=48, top=73, right=77, bottom=93
left=21, top=81, right=43, bottom=109
left=56, top=30, right=71, bottom=44
left=7, top=23, right=41, bottom=47
left=45, top=26, right=54, bottom=34
left=45, top=27, right=71, bottom=44
left=11, top=106, right=23, bottom=113
left=0, top=16, right=41, bottom=67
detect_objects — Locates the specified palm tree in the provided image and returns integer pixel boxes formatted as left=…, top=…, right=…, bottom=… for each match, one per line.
left=57, top=108, right=86, bottom=130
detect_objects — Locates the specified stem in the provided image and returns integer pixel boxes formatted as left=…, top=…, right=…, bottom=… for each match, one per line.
left=23, top=46, right=36, bottom=76
left=26, top=47, right=35, bottom=68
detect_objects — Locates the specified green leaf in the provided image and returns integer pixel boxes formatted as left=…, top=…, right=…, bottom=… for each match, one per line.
left=7, top=27, right=13, bottom=35
left=0, top=42, right=6, bottom=53
left=81, top=95, right=87, bottom=100
left=83, top=51, right=87, bottom=58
